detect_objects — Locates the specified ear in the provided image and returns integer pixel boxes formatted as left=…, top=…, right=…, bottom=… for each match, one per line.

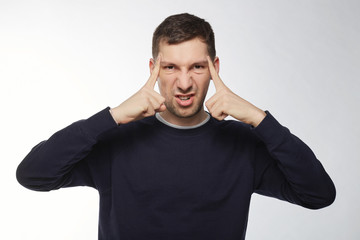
left=149, top=58, right=155, bottom=74
left=213, top=57, right=220, bottom=74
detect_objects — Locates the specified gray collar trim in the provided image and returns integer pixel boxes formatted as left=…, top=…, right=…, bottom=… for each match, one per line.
left=155, top=113, right=210, bottom=130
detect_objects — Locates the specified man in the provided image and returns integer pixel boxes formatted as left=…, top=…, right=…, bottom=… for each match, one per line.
left=17, top=13, right=335, bottom=239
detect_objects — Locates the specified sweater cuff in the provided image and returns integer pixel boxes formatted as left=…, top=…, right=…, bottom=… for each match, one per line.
left=81, top=107, right=118, bottom=140
left=252, top=111, right=289, bottom=147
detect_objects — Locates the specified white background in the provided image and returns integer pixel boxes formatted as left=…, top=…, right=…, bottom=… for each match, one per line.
left=1, top=0, right=359, bottom=239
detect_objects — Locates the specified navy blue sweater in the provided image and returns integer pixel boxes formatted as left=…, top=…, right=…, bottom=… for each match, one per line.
left=16, top=108, right=335, bottom=239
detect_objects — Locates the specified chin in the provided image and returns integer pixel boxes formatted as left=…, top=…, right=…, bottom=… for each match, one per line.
left=171, top=106, right=203, bottom=119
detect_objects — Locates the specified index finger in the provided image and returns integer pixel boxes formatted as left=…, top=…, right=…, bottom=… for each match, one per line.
left=207, top=56, right=225, bottom=90
left=146, top=54, right=162, bottom=89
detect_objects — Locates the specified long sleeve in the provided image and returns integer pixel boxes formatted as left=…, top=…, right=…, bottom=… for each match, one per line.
left=252, top=112, right=336, bottom=209
left=16, top=107, right=118, bottom=191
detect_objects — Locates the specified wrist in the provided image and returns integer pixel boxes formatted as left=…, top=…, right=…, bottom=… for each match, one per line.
left=109, top=106, right=126, bottom=125
left=109, top=108, right=119, bottom=125
left=248, top=109, right=266, bottom=127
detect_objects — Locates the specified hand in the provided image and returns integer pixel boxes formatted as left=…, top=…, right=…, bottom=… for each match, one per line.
left=205, top=56, right=266, bottom=127
left=110, top=55, right=166, bottom=124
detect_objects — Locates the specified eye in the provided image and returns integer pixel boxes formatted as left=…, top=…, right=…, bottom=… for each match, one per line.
left=164, top=65, right=174, bottom=70
left=193, top=65, right=206, bottom=73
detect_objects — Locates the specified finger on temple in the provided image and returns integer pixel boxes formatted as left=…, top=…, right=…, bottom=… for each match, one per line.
left=206, top=56, right=224, bottom=90
left=147, top=54, right=162, bottom=88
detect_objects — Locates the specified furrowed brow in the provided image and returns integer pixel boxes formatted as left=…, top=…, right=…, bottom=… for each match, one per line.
left=192, top=61, right=209, bottom=66
left=160, top=60, right=208, bottom=68
left=160, top=61, right=176, bottom=66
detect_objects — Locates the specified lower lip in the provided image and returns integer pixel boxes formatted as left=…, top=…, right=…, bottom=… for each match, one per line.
left=176, top=95, right=194, bottom=107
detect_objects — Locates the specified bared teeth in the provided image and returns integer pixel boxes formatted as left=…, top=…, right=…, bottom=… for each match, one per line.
left=179, top=96, right=190, bottom=100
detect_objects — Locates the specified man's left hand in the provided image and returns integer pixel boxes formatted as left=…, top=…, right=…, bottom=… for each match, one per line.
left=205, top=56, right=266, bottom=127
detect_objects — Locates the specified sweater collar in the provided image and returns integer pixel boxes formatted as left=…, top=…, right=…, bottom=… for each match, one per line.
left=155, top=112, right=211, bottom=130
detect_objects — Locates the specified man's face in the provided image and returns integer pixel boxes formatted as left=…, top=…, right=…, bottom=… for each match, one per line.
left=150, top=38, right=219, bottom=126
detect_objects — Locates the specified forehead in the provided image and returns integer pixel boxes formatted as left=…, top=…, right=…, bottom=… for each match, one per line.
left=159, top=38, right=208, bottom=64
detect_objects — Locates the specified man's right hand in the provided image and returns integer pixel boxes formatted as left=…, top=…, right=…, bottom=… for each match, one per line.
left=110, top=55, right=166, bottom=125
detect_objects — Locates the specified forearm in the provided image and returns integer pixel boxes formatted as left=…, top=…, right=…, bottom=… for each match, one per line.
left=16, top=108, right=117, bottom=191
left=254, top=112, right=336, bottom=209
left=242, top=104, right=266, bottom=127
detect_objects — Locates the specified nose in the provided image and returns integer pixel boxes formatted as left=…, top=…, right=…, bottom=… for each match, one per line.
left=176, top=71, right=193, bottom=92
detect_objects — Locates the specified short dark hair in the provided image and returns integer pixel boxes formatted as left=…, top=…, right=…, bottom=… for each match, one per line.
left=152, top=13, right=216, bottom=60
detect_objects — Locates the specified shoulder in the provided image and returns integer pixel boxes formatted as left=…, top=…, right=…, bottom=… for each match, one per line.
left=99, top=116, right=158, bottom=142
left=211, top=117, right=252, bottom=133
left=121, top=116, right=158, bottom=130
left=209, top=117, right=260, bottom=143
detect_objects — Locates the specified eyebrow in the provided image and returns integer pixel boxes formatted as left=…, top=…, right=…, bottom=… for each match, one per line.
left=160, top=61, right=209, bottom=66
left=192, top=61, right=209, bottom=66
left=160, top=61, right=175, bottom=66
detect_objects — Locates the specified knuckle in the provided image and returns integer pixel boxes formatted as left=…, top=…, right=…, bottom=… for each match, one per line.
left=222, top=100, right=228, bottom=109
left=205, top=101, right=212, bottom=110
left=153, top=102, right=161, bottom=110
left=148, top=109, right=155, bottom=116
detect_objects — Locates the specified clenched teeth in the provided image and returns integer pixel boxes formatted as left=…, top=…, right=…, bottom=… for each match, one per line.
left=179, top=96, right=190, bottom=100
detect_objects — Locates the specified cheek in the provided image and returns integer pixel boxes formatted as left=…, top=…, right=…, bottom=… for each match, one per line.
left=192, top=74, right=211, bottom=90
left=157, top=75, right=175, bottom=93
